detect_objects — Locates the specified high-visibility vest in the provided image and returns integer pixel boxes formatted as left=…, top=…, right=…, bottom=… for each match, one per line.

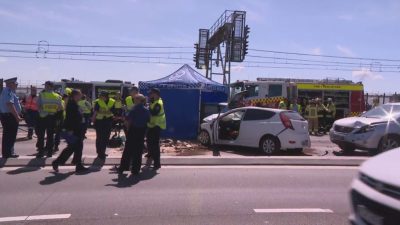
left=306, top=105, right=318, bottom=119
left=61, top=99, right=66, bottom=119
left=25, top=95, right=38, bottom=111
left=39, top=91, right=61, bottom=117
left=125, top=96, right=135, bottom=111
left=114, top=100, right=123, bottom=109
left=289, top=104, right=302, bottom=112
left=278, top=101, right=286, bottom=109
left=148, top=98, right=166, bottom=130
left=95, top=98, right=115, bottom=120
left=326, top=103, right=336, bottom=118
left=78, top=100, right=92, bottom=114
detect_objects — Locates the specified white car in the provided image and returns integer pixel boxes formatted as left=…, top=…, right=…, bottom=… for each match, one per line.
left=198, top=107, right=310, bottom=155
left=349, top=148, right=400, bottom=224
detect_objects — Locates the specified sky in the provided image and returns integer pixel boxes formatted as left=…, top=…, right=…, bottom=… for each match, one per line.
left=0, top=0, right=399, bottom=93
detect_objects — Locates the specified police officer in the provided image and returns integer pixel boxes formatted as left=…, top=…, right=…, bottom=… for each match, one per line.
left=24, top=86, right=39, bottom=139
left=78, top=94, right=92, bottom=137
left=289, top=98, right=302, bottom=113
left=325, top=98, right=336, bottom=131
left=54, top=93, right=68, bottom=153
left=92, top=91, right=115, bottom=160
left=125, top=87, right=139, bottom=112
left=0, top=77, right=22, bottom=158
left=146, top=88, right=166, bottom=170
left=36, top=81, right=63, bottom=158
left=305, top=99, right=318, bottom=135
left=278, top=99, right=287, bottom=109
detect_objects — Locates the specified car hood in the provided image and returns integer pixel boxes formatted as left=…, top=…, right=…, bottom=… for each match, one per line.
left=334, top=116, right=386, bottom=128
left=360, top=148, right=400, bottom=187
left=203, top=114, right=219, bottom=123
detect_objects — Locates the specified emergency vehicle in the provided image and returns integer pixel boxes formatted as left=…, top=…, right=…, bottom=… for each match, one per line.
left=229, top=78, right=365, bottom=118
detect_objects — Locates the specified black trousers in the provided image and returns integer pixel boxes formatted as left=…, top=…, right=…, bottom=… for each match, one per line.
left=25, top=109, right=39, bottom=137
left=95, top=118, right=112, bottom=157
left=82, top=113, right=91, bottom=135
left=36, top=115, right=57, bottom=153
left=1, top=113, right=18, bottom=158
left=54, top=119, right=63, bottom=148
left=146, top=126, right=161, bottom=168
left=119, top=127, right=147, bottom=173
left=54, top=136, right=83, bottom=165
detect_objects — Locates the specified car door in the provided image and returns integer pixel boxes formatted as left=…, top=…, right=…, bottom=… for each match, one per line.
left=238, top=109, right=277, bottom=147
left=214, top=109, right=246, bottom=146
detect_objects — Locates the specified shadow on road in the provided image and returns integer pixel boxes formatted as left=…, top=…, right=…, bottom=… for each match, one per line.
left=89, top=157, right=105, bottom=172
left=215, top=145, right=310, bottom=157
left=106, top=167, right=158, bottom=188
left=6, top=158, right=45, bottom=175
left=333, top=150, right=370, bottom=157
left=39, top=171, right=75, bottom=185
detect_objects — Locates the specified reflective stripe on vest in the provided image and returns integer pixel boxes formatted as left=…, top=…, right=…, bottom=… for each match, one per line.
left=40, top=92, right=61, bottom=116
left=78, top=100, right=91, bottom=114
left=125, top=96, right=134, bottom=111
left=114, top=100, right=123, bottom=109
left=95, top=98, right=115, bottom=120
left=147, top=98, right=166, bottom=130
left=25, top=95, right=38, bottom=111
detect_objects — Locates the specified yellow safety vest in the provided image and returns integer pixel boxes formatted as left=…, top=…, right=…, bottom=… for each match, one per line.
left=61, top=100, right=66, bottom=119
left=39, top=91, right=61, bottom=117
left=289, top=104, right=302, bottom=112
left=114, top=100, right=123, bottom=109
left=95, top=98, right=115, bottom=120
left=278, top=101, right=286, bottom=109
left=125, top=96, right=134, bottom=111
left=306, top=105, right=318, bottom=119
left=78, top=100, right=92, bottom=114
left=148, top=98, right=166, bottom=130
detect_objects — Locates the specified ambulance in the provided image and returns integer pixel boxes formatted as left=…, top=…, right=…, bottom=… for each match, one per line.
left=229, top=78, right=365, bottom=118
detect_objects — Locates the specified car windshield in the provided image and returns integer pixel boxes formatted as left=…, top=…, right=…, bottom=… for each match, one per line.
left=362, top=105, right=400, bottom=118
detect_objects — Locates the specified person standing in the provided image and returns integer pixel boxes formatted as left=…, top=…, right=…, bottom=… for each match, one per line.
left=316, top=98, right=328, bottom=134
left=36, top=81, right=63, bottom=158
left=117, top=94, right=150, bottom=175
left=92, top=91, right=115, bottom=160
left=78, top=94, right=92, bottom=137
left=54, top=93, right=68, bottom=153
left=125, top=87, right=139, bottom=112
left=52, top=89, right=88, bottom=173
left=0, top=77, right=22, bottom=158
left=146, top=88, right=166, bottom=170
left=278, top=99, right=287, bottom=109
left=325, top=98, right=336, bottom=131
left=24, top=86, right=39, bottom=139
left=289, top=98, right=302, bottom=113
left=305, top=99, right=318, bottom=135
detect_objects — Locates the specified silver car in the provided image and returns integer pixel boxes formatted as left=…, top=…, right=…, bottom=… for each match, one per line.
left=330, top=103, right=400, bottom=155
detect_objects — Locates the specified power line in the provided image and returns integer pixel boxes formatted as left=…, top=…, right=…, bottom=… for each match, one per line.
left=0, top=42, right=193, bottom=49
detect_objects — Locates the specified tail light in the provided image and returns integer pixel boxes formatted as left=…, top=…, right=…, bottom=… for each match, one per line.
left=280, top=112, right=294, bottom=130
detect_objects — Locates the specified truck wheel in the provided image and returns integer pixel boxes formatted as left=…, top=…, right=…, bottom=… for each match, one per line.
left=259, top=136, right=280, bottom=155
left=198, top=130, right=211, bottom=146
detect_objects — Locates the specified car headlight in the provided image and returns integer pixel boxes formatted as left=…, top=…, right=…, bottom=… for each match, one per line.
left=355, top=125, right=375, bottom=134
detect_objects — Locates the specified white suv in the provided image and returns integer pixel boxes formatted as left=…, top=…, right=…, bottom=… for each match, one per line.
left=349, top=148, right=400, bottom=224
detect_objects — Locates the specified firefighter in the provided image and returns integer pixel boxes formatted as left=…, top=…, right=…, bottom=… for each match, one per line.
left=278, top=99, right=287, bottom=109
left=289, top=98, right=302, bottom=113
left=325, top=98, right=336, bottom=131
left=305, top=99, right=318, bottom=135
left=36, top=81, right=63, bottom=158
left=316, top=98, right=328, bottom=134
left=125, top=87, right=138, bottom=112
left=92, top=91, right=115, bottom=160
left=24, top=86, right=39, bottom=139
left=146, top=88, right=166, bottom=170
left=78, top=94, right=92, bottom=137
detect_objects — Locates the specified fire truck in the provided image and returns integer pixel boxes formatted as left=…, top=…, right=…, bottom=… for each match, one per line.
left=228, top=78, right=365, bottom=118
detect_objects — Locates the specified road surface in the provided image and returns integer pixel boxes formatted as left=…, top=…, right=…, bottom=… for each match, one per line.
left=0, top=165, right=357, bottom=225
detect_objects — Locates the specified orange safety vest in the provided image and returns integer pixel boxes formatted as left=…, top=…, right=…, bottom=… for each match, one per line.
left=25, top=95, right=38, bottom=111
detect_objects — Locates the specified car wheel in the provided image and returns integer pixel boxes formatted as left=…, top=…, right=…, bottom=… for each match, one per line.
left=259, top=136, right=280, bottom=155
left=338, top=144, right=355, bottom=154
left=198, top=130, right=211, bottom=146
left=378, top=135, right=400, bottom=153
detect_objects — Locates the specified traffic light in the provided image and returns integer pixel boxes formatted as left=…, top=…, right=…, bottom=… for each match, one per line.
left=244, top=25, right=250, bottom=56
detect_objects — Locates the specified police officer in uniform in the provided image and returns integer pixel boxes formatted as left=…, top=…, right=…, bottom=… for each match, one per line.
left=278, top=99, right=287, bottom=109
left=54, top=93, right=68, bottom=153
left=125, top=87, right=139, bottom=112
left=289, top=98, right=302, bottom=113
left=36, top=81, right=63, bottom=158
left=78, top=94, right=92, bottom=137
left=92, top=91, right=115, bottom=160
left=146, top=88, right=166, bottom=170
left=0, top=77, right=22, bottom=158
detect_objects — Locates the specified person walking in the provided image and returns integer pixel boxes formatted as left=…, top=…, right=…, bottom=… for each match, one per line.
left=92, top=91, right=115, bottom=160
left=116, top=94, right=150, bottom=175
left=52, top=89, right=88, bottom=173
left=36, top=81, right=63, bottom=158
left=305, top=99, right=319, bottom=135
left=24, top=86, right=39, bottom=139
left=78, top=94, right=92, bottom=137
left=0, top=77, right=22, bottom=158
left=146, top=88, right=166, bottom=170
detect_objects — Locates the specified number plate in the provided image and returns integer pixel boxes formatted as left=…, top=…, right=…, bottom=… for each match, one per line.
left=357, top=205, right=383, bottom=225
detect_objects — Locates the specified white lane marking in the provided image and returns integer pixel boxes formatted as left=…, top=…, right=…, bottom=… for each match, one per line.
left=254, top=208, right=334, bottom=213
left=0, top=214, right=71, bottom=223
left=0, top=165, right=358, bottom=171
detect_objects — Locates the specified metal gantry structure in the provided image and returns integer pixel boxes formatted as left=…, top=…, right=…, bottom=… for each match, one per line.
left=194, top=10, right=250, bottom=86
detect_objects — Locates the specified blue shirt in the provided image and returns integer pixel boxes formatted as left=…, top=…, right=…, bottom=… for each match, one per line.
left=126, top=103, right=150, bottom=128
left=0, top=87, right=21, bottom=113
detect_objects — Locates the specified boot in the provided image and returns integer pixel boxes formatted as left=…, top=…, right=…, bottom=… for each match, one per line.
left=52, top=161, right=59, bottom=172
left=75, top=164, right=89, bottom=173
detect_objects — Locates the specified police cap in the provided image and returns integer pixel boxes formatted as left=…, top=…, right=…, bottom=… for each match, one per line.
left=44, top=81, right=54, bottom=86
left=4, top=77, right=17, bottom=84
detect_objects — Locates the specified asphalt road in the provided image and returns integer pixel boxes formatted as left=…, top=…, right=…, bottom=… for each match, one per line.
left=0, top=165, right=357, bottom=225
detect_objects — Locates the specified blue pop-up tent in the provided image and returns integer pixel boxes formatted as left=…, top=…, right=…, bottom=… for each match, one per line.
left=139, top=64, right=228, bottom=139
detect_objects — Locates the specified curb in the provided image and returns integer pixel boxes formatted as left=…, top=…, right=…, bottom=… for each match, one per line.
left=0, top=156, right=367, bottom=167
